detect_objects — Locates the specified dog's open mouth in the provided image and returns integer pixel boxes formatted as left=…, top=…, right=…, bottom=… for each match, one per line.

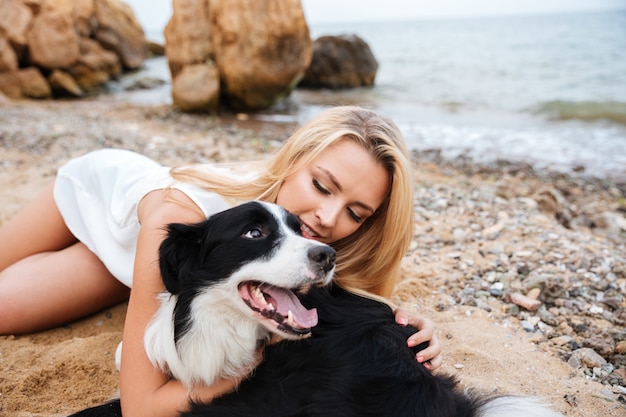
left=238, top=281, right=317, bottom=336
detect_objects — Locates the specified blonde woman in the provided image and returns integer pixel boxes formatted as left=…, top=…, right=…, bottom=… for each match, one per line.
left=0, top=106, right=442, bottom=417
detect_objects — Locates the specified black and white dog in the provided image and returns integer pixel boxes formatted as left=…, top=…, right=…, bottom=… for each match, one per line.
left=68, top=201, right=561, bottom=417
left=145, top=201, right=336, bottom=389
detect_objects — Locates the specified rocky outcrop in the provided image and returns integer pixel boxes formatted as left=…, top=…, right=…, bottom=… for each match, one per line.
left=165, top=0, right=312, bottom=112
left=0, top=0, right=146, bottom=99
left=172, top=63, right=220, bottom=112
left=299, top=34, right=379, bottom=89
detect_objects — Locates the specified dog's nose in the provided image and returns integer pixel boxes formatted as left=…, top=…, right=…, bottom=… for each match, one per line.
left=307, top=245, right=336, bottom=273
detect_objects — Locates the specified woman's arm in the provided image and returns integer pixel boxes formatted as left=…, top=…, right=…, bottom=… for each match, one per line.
left=119, top=189, right=239, bottom=417
left=394, top=308, right=443, bottom=372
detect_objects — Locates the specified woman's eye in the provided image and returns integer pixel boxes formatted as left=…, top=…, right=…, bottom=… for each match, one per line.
left=243, top=228, right=264, bottom=239
left=348, top=208, right=362, bottom=224
left=313, top=179, right=330, bottom=195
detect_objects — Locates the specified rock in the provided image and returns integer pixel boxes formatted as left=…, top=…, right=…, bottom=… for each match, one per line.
left=0, top=67, right=51, bottom=99
left=482, top=222, right=504, bottom=240
left=147, top=40, right=165, bottom=57
left=589, top=211, right=626, bottom=239
left=124, top=77, right=166, bottom=91
left=211, top=0, right=312, bottom=109
left=533, top=187, right=573, bottom=228
left=584, top=331, right=616, bottom=357
left=70, top=37, right=121, bottom=90
left=522, top=274, right=552, bottom=292
left=502, top=303, right=520, bottom=316
left=0, top=0, right=33, bottom=48
left=165, top=0, right=312, bottom=111
left=93, top=0, right=146, bottom=70
left=0, top=0, right=147, bottom=98
left=299, top=34, right=379, bottom=89
left=527, top=287, right=541, bottom=300
left=568, top=347, right=607, bottom=369
left=537, top=321, right=554, bottom=336
left=163, top=0, right=212, bottom=79
left=172, top=63, right=220, bottom=112
left=596, top=388, right=617, bottom=402
left=551, top=335, right=574, bottom=346
left=452, top=227, right=470, bottom=243
left=73, top=0, right=97, bottom=37
left=48, top=70, right=84, bottom=97
left=510, top=292, right=542, bottom=311
left=0, top=71, right=22, bottom=98
left=520, top=320, right=535, bottom=332
left=610, top=367, right=626, bottom=383
left=0, top=35, right=19, bottom=72
left=0, top=90, right=10, bottom=105
left=17, top=66, right=51, bottom=98
left=27, top=9, right=80, bottom=69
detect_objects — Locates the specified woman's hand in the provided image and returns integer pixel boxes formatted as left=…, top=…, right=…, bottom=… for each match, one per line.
left=394, top=307, right=443, bottom=372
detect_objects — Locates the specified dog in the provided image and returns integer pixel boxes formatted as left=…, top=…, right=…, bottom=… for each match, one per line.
left=145, top=201, right=336, bottom=389
left=68, top=201, right=562, bottom=417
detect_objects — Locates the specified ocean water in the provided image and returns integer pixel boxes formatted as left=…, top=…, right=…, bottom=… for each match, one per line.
left=123, top=11, right=626, bottom=181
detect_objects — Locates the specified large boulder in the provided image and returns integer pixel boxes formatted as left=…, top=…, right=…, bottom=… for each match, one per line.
left=210, top=0, right=312, bottom=110
left=299, top=34, right=379, bottom=89
left=165, top=0, right=312, bottom=112
left=164, top=0, right=212, bottom=79
left=0, top=0, right=146, bottom=100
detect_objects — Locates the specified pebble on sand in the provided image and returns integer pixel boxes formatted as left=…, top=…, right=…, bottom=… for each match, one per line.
left=510, top=292, right=542, bottom=311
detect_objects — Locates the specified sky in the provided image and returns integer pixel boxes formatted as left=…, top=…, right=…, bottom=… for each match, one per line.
left=125, top=0, right=625, bottom=32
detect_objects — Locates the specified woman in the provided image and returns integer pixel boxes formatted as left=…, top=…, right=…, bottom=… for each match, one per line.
left=0, top=106, right=442, bottom=417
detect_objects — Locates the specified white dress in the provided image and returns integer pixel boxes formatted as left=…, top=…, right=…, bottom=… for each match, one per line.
left=53, top=148, right=231, bottom=287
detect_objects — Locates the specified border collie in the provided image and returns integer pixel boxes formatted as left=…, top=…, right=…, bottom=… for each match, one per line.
left=68, top=202, right=562, bottom=417
left=145, top=201, right=336, bottom=389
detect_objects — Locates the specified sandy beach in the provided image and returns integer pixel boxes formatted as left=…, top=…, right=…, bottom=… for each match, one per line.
left=0, top=97, right=624, bottom=416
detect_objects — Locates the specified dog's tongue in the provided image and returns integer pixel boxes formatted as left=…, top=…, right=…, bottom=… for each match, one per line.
left=261, top=285, right=318, bottom=328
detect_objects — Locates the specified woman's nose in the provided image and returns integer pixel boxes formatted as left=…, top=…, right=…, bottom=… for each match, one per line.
left=316, top=203, right=341, bottom=228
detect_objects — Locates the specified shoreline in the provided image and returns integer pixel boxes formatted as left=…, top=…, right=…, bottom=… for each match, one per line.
left=0, top=98, right=624, bottom=416
left=107, top=53, right=626, bottom=184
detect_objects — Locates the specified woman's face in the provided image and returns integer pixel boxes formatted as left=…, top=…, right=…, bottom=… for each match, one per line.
left=276, top=138, right=390, bottom=244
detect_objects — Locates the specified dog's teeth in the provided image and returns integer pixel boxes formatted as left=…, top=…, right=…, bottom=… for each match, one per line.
left=287, top=310, right=295, bottom=326
left=253, top=286, right=268, bottom=306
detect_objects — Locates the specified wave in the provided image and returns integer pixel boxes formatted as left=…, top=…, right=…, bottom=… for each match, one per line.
left=531, top=100, right=626, bottom=125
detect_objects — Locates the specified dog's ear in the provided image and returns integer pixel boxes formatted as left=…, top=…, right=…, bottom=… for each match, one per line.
left=158, top=222, right=206, bottom=294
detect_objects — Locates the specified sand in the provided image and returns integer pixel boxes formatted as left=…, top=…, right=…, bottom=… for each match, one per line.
left=0, top=97, right=624, bottom=416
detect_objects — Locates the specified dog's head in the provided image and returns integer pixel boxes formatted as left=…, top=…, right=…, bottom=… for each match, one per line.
left=159, top=201, right=336, bottom=339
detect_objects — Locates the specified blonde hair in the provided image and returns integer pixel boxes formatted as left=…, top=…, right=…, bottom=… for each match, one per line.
left=171, top=106, right=414, bottom=298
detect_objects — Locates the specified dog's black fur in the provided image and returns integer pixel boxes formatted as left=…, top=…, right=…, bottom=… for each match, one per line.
left=69, top=285, right=475, bottom=417
left=185, top=284, right=478, bottom=417
left=69, top=284, right=480, bottom=417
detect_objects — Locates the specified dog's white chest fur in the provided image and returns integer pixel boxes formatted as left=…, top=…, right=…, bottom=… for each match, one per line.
left=144, top=287, right=266, bottom=389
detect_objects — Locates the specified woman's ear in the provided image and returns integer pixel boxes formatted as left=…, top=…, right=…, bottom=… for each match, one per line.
left=158, top=222, right=205, bottom=294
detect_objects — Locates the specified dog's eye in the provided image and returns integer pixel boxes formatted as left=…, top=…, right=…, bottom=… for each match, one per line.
left=243, top=228, right=265, bottom=239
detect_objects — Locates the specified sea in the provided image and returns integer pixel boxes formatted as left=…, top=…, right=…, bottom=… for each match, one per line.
left=117, top=10, right=626, bottom=182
